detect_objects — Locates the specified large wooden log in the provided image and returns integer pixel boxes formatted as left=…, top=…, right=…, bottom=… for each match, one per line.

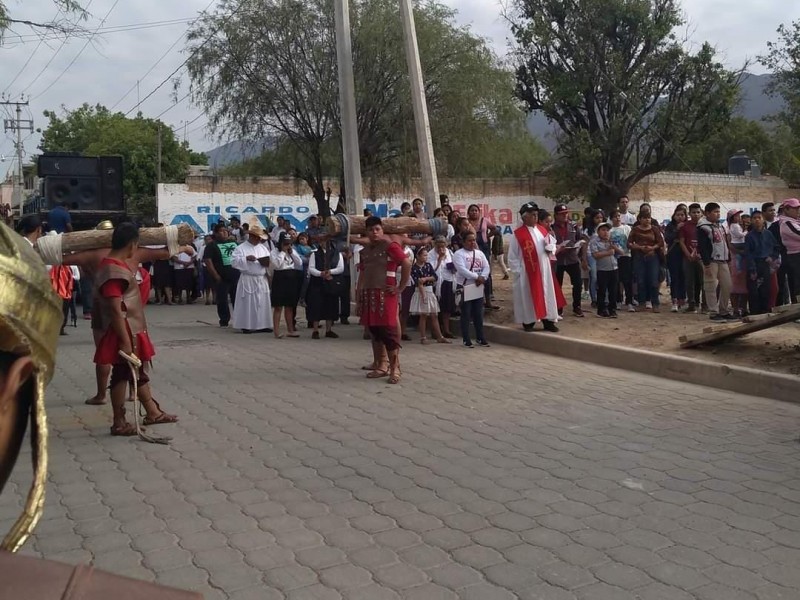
left=678, top=304, right=800, bottom=348
left=42, top=223, right=195, bottom=255
left=326, top=215, right=446, bottom=236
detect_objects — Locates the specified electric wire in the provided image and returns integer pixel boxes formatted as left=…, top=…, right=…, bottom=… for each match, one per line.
left=124, top=1, right=248, bottom=117
left=108, top=1, right=215, bottom=111
left=31, top=0, right=122, bottom=101
left=19, top=0, right=96, bottom=96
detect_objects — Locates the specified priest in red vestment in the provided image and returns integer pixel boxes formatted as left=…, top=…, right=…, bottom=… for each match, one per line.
left=508, top=202, right=564, bottom=332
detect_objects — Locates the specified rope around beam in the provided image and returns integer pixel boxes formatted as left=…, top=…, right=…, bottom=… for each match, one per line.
left=36, top=233, right=63, bottom=266
left=165, top=225, right=180, bottom=257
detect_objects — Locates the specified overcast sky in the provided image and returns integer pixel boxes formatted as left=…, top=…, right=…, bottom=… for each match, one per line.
left=1, top=0, right=799, bottom=178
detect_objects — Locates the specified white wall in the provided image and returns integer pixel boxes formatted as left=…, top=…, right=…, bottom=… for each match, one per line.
left=158, top=183, right=565, bottom=235
left=157, top=183, right=771, bottom=235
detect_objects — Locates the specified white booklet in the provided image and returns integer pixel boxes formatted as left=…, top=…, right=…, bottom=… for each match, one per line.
left=463, top=283, right=484, bottom=302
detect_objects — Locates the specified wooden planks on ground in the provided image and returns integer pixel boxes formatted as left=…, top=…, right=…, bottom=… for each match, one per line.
left=679, top=304, right=800, bottom=349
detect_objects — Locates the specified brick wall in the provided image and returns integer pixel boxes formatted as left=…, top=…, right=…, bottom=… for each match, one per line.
left=185, top=173, right=799, bottom=205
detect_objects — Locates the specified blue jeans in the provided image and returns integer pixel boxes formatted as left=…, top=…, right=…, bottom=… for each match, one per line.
left=667, top=249, right=686, bottom=302
left=587, top=253, right=597, bottom=303
left=460, top=298, right=485, bottom=344
left=634, top=254, right=661, bottom=307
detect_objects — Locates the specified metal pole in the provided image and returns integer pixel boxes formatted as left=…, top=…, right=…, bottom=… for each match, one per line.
left=15, top=104, right=23, bottom=209
left=156, top=124, right=162, bottom=186
left=334, top=0, right=363, bottom=215
left=399, top=0, right=439, bottom=218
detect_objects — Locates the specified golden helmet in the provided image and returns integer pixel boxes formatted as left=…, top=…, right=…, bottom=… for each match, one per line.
left=0, top=221, right=62, bottom=551
left=96, top=219, right=114, bottom=231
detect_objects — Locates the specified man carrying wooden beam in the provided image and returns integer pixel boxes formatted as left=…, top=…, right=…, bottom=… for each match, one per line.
left=357, top=217, right=412, bottom=385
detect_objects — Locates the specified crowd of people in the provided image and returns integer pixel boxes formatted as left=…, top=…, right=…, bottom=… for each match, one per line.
left=8, top=192, right=800, bottom=434
left=41, top=194, right=800, bottom=351
left=507, top=196, right=800, bottom=324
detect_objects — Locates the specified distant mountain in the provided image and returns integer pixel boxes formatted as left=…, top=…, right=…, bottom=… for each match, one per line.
left=736, top=73, right=782, bottom=122
left=204, top=138, right=275, bottom=169
left=204, top=74, right=783, bottom=164
left=526, top=72, right=784, bottom=153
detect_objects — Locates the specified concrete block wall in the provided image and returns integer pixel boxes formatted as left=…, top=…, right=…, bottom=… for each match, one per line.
left=183, top=172, right=797, bottom=206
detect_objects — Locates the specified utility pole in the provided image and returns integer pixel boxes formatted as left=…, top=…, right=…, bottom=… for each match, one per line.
left=1, top=99, right=34, bottom=212
left=156, top=124, right=162, bottom=191
left=399, top=0, right=439, bottom=217
left=334, top=0, right=363, bottom=215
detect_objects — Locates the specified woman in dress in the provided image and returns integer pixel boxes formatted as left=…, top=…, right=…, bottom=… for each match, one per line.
left=664, top=206, right=688, bottom=312
left=306, top=240, right=343, bottom=339
left=428, top=236, right=457, bottom=338
left=270, top=233, right=302, bottom=338
left=294, top=231, right=314, bottom=310
left=410, top=248, right=450, bottom=344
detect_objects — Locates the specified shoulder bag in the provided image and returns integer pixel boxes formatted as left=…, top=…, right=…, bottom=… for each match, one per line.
left=454, top=250, right=477, bottom=306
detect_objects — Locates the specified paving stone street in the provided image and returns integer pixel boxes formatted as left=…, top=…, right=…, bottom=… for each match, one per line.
left=2, top=304, right=800, bottom=600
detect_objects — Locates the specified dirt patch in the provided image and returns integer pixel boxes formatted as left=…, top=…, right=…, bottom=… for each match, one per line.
left=486, top=275, right=800, bottom=376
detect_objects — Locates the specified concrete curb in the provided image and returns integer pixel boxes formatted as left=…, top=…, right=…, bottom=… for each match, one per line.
left=474, top=320, right=799, bottom=405
left=349, top=300, right=797, bottom=403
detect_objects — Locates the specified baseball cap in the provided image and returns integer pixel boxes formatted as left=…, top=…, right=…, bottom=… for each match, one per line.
left=554, top=204, right=570, bottom=214
left=519, top=202, right=539, bottom=215
left=596, top=222, right=611, bottom=231
left=781, top=198, right=800, bottom=209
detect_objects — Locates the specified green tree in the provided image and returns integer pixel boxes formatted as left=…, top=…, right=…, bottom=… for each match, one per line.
left=185, top=0, right=545, bottom=213
left=760, top=19, right=800, bottom=184
left=509, top=0, right=740, bottom=210
left=38, top=104, right=204, bottom=218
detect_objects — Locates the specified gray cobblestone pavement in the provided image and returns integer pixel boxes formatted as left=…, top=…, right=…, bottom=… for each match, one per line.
left=2, top=304, right=800, bottom=599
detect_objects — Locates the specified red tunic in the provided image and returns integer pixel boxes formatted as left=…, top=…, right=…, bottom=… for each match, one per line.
left=358, top=242, right=408, bottom=327
left=138, top=266, right=151, bottom=305
left=94, top=258, right=156, bottom=365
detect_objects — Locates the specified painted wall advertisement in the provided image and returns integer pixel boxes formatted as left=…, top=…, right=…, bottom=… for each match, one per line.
left=157, top=184, right=552, bottom=236
left=158, top=183, right=774, bottom=235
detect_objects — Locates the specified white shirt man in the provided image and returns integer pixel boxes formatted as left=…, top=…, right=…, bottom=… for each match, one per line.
left=508, top=202, right=561, bottom=332
left=617, top=196, right=637, bottom=226
left=231, top=225, right=273, bottom=332
left=453, top=232, right=491, bottom=347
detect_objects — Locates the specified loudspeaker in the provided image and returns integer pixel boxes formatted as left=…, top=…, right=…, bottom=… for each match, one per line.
left=38, top=155, right=99, bottom=178
left=45, top=177, right=101, bottom=210
left=99, top=156, right=124, bottom=210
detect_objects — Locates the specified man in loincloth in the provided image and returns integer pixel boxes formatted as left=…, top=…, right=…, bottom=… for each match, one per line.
left=92, top=223, right=177, bottom=436
left=357, top=217, right=411, bottom=384
left=58, top=221, right=193, bottom=407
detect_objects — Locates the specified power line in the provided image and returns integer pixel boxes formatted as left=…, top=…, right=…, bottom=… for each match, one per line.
left=2, top=6, right=65, bottom=95
left=124, top=1, right=248, bottom=117
left=31, top=0, right=121, bottom=102
left=19, top=0, right=96, bottom=96
left=3, top=17, right=197, bottom=44
left=109, top=0, right=215, bottom=111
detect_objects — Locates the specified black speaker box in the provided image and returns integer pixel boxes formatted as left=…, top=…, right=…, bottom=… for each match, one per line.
left=99, top=156, right=124, bottom=210
left=38, top=155, right=99, bottom=178
left=45, top=176, right=102, bottom=210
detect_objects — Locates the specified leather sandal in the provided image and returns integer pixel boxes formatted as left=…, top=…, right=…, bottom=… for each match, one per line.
left=111, top=422, right=138, bottom=436
left=141, top=399, right=178, bottom=425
